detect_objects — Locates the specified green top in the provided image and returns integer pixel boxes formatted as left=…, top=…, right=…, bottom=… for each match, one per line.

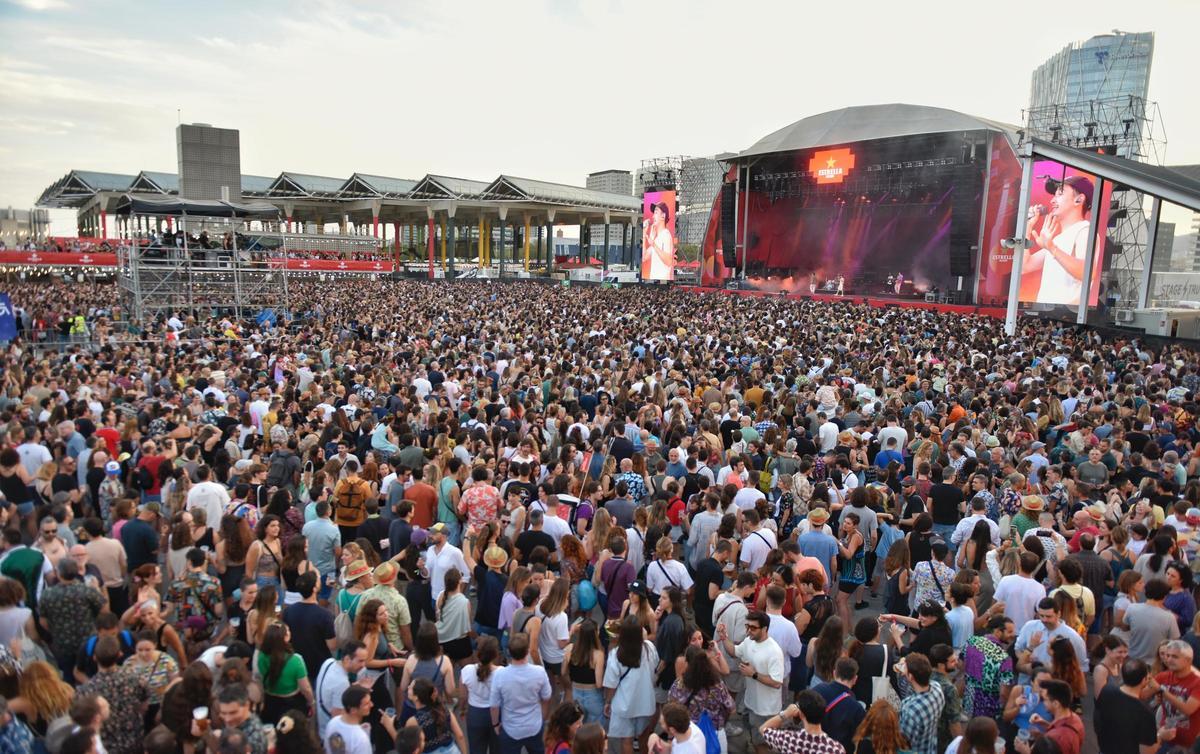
left=257, top=651, right=307, bottom=696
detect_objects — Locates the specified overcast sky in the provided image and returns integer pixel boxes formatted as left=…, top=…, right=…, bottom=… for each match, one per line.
left=1, top=0, right=1197, bottom=235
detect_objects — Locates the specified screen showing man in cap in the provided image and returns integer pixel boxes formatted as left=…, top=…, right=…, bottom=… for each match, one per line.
left=1022, top=167, right=1096, bottom=306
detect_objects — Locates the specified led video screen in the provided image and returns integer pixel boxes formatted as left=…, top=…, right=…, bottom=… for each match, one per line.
left=641, top=190, right=677, bottom=281
left=1017, top=160, right=1110, bottom=306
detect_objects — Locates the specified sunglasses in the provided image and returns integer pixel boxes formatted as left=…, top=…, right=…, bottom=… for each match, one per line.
left=746, top=624, right=763, bottom=631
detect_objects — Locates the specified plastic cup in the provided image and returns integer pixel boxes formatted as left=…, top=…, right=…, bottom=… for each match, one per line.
left=193, top=706, right=209, bottom=733
left=230, top=617, right=241, bottom=628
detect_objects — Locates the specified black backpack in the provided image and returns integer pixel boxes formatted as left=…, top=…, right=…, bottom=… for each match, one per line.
left=266, top=451, right=292, bottom=489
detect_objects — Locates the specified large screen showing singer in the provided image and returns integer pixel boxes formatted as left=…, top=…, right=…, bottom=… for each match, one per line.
left=1018, top=160, right=1110, bottom=306
left=641, top=190, right=677, bottom=281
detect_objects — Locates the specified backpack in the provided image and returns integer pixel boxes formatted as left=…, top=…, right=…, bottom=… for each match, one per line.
left=334, top=592, right=363, bottom=644
left=334, top=478, right=370, bottom=527
left=696, top=712, right=721, bottom=754
left=134, top=463, right=155, bottom=491
left=266, top=451, right=292, bottom=490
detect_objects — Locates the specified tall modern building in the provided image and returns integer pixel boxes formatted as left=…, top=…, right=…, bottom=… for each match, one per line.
left=1028, top=31, right=1154, bottom=154
left=586, top=170, right=633, bottom=196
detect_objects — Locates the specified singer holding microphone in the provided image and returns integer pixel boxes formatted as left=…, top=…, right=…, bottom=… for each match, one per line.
left=1023, top=174, right=1094, bottom=305
left=642, top=201, right=676, bottom=281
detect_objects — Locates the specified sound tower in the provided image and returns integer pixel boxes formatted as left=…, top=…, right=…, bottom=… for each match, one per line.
left=720, top=182, right=737, bottom=267
left=948, top=164, right=984, bottom=277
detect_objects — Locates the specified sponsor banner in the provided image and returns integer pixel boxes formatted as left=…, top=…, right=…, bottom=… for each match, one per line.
left=0, top=251, right=118, bottom=267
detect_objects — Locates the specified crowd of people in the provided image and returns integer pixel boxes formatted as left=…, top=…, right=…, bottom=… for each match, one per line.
left=0, top=277, right=1197, bottom=754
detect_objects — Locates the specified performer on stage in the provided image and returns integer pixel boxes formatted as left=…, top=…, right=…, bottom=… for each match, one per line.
left=836, top=274, right=845, bottom=297
left=809, top=272, right=817, bottom=295
left=1023, top=175, right=1094, bottom=306
left=894, top=272, right=904, bottom=296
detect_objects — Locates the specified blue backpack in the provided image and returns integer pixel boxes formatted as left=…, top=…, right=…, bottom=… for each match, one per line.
left=575, top=580, right=598, bottom=613
left=696, top=712, right=720, bottom=754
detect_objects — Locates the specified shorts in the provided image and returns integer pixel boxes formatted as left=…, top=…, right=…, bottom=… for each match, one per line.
left=654, top=686, right=669, bottom=704
left=444, top=635, right=474, bottom=661
left=747, top=711, right=772, bottom=744
left=609, top=714, right=652, bottom=739
left=543, top=660, right=562, bottom=678
left=838, top=581, right=859, bottom=594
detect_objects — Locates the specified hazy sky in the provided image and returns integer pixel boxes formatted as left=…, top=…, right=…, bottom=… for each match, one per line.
left=1, top=0, right=1197, bottom=235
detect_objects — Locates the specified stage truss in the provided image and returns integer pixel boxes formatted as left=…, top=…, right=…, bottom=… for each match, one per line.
left=1021, top=95, right=1168, bottom=314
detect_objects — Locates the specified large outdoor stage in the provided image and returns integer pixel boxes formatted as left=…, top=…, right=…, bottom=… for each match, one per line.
left=687, top=285, right=1009, bottom=319
left=701, top=104, right=1026, bottom=308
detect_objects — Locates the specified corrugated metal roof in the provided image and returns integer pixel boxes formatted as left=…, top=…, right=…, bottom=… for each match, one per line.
left=278, top=172, right=345, bottom=194
left=74, top=171, right=136, bottom=192
left=352, top=174, right=418, bottom=196
left=240, top=175, right=275, bottom=194
left=739, top=104, right=1020, bottom=158
left=408, top=174, right=491, bottom=199
left=491, top=175, right=640, bottom=210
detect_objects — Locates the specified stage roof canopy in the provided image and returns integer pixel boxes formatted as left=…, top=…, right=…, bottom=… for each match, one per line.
left=739, top=103, right=1020, bottom=159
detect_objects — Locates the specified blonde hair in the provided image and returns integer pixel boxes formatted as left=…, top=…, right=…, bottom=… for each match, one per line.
left=18, top=661, right=73, bottom=719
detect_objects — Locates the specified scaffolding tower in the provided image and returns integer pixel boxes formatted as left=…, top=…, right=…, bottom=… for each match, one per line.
left=639, top=155, right=713, bottom=284
left=1021, top=95, right=1168, bottom=314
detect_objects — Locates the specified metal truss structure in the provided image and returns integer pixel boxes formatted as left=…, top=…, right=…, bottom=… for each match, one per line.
left=1021, top=95, right=1168, bottom=313
left=639, top=155, right=714, bottom=284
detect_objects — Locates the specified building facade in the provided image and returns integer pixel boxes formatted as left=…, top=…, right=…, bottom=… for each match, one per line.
left=586, top=170, right=633, bottom=196
left=0, top=207, right=50, bottom=247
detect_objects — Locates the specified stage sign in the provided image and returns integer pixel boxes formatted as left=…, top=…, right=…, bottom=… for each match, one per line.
left=641, top=190, right=677, bottom=281
left=266, top=258, right=394, bottom=272
left=0, top=251, right=118, bottom=267
left=809, top=148, right=856, bottom=184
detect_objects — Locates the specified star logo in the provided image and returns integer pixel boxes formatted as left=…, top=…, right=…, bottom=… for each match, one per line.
left=299, top=260, right=311, bottom=269
left=809, top=148, right=856, bottom=184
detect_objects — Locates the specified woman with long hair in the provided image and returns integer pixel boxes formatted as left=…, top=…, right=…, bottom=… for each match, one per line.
left=160, top=661, right=213, bottom=752
left=539, top=577, right=572, bottom=696
left=246, top=514, right=285, bottom=602
left=882, top=539, right=912, bottom=617
left=460, top=635, right=501, bottom=754
left=264, top=488, right=305, bottom=548
left=619, top=581, right=657, bottom=641
left=1048, top=635, right=1086, bottom=703
left=498, top=566, right=531, bottom=650
left=1092, top=634, right=1127, bottom=697
left=247, top=583, right=280, bottom=647
left=881, top=600, right=954, bottom=657
left=256, top=621, right=314, bottom=724
left=406, top=676, right=468, bottom=754
left=672, top=627, right=731, bottom=680
left=279, top=536, right=316, bottom=605
left=852, top=699, right=909, bottom=754
left=124, top=629, right=180, bottom=730
left=435, top=567, right=474, bottom=668
left=806, top=615, right=845, bottom=688
left=847, top=617, right=893, bottom=706
left=215, top=513, right=253, bottom=604
left=666, top=645, right=735, bottom=754
left=564, top=619, right=607, bottom=725
left=946, top=716, right=999, bottom=754
left=559, top=534, right=588, bottom=586
left=836, top=512, right=865, bottom=627
left=8, top=660, right=72, bottom=737
left=573, top=724, right=607, bottom=754
left=544, top=700, right=585, bottom=754
left=272, top=708, right=324, bottom=754
left=399, top=622, right=457, bottom=713
left=604, top=615, right=658, bottom=754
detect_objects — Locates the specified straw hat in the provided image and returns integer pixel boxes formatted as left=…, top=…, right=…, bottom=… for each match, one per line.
left=344, top=560, right=370, bottom=582
left=373, top=562, right=398, bottom=585
left=1020, top=495, right=1045, bottom=512
left=1086, top=504, right=1106, bottom=522
left=484, top=546, right=509, bottom=569
left=808, top=508, right=830, bottom=525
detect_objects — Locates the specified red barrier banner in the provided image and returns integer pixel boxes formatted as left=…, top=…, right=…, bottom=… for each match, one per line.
left=0, top=251, right=118, bottom=267
left=267, top=258, right=394, bottom=272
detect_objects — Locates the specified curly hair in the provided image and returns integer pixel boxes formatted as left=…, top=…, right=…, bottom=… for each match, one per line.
left=853, top=699, right=908, bottom=754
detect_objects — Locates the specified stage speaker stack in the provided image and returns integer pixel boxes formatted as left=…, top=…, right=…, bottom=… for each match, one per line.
left=948, top=164, right=985, bottom=277
left=720, top=182, right=738, bottom=267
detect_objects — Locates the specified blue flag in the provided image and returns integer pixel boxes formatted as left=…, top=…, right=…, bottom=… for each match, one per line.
left=0, top=294, right=15, bottom=341
left=255, top=309, right=277, bottom=327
